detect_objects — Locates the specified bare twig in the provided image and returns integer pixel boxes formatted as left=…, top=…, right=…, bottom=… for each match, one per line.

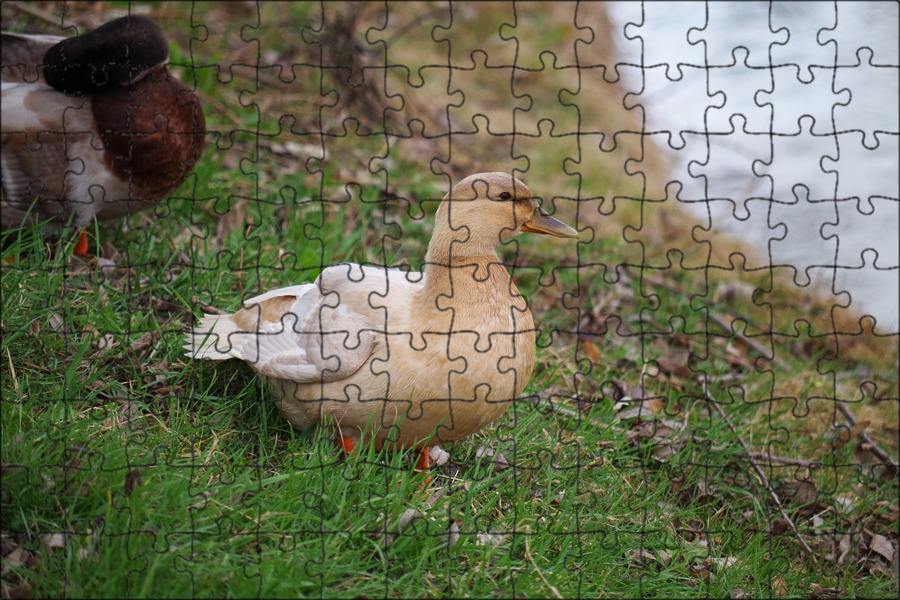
left=701, top=377, right=816, bottom=560
left=836, top=402, right=899, bottom=468
left=194, top=300, right=225, bottom=315
left=707, top=311, right=790, bottom=370
left=746, top=452, right=823, bottom=469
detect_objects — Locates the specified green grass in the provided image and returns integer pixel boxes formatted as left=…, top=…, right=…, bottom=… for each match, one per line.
left=2, top=205, right=897, bottom=597
left=2, top=2, right=898, bottom=598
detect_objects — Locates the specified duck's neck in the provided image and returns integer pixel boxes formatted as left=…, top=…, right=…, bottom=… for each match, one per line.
left=421, top=247, right=512, bottom=302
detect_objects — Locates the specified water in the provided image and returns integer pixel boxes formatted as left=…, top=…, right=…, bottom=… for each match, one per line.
left=606, top=1, right=899, bottom=331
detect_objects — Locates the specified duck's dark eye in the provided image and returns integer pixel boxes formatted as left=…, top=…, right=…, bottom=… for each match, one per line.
left=500, top=192, right=512, bottom=200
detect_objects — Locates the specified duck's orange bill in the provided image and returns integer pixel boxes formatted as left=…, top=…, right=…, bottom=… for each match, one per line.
left=521, top=207, right=579, bottom=238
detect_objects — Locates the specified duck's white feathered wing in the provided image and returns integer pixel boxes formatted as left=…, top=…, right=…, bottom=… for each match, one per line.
left=185, top=264, right=412, bottom=383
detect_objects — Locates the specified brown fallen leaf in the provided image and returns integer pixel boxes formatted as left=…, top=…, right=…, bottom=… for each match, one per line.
left=831, top=426, right=851, bottom=448
left=129, top=331, right=158, bottom=354
left=868, top=533, right=895, bottom=563
left=582, top=340, right=601, bottom=363
left=445, top=520, right=461, bottom=548
left=850, top=419, right=871, bottom=439
left=653, top=444, right=676, bottom=462
left=47, top=313, right=70, bottom=335
left=614, top=396, right=664, bottom=421
left=708, top=555, right=739, bottom=570
left=837, top=533, right=852, bottom=566
left=656, top=349, right=694, bottom=378
left=771, top=518, right=790, bottom=535
left=42, top=533, right=65, bottom=553
left=806, top=583, right=842, bottom=599
left=772, top=575, right=788, bottom=595
left=152, top=298, right=186, bottom=314
left=624, top=548, right=658, bottom=565
left=791, top=480, right=819, bottom=507
left=2, top=546, right=25, bottom=576
left=97, top=332, right=117, bottom=351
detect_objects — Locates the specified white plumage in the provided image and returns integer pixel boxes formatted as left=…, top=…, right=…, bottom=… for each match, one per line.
left=186, top=172, right=578, bottom=451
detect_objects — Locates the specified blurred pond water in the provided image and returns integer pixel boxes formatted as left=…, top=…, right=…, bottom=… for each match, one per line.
left=606, top=1, right=898, bottom=330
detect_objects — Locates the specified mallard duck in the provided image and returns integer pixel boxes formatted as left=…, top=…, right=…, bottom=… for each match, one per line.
left=185, top=172, right=578, bottom=466
left=1, top=15, right=205, bottom=255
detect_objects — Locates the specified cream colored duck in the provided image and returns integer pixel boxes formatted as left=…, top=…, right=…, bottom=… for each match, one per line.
left=185, top=173, right=578, bottom=465
left=1, top=16, right=205, bottom=255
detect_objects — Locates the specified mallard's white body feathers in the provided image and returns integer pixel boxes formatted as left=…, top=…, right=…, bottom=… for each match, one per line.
left=186, top=172, right=578, bottom=450
left=1, top=81, right=137, bottom=227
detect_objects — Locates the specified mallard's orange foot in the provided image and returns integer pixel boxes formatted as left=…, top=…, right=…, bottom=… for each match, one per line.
left=73, top=230, right=91, bottom=259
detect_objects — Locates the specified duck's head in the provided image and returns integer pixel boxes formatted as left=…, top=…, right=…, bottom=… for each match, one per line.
left=42, top=15, right=169, bottom=95
left=428, top=172, right=579, bottom=260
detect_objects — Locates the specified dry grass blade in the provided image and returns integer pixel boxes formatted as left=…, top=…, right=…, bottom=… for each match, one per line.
left=525, top=531, right=563, bottom=600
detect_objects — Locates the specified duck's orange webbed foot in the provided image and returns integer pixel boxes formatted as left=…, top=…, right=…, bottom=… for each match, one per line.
left=339, top=435, right=357, bottom=455
left=415, top=446, right=431, bottom=471
left=73, top=230, right=91, bottom=259
left=415, top=446, right=434, bottom=487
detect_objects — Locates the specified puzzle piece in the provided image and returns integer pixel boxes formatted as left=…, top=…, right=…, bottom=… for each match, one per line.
left=1, top=2, right=897, bottom=598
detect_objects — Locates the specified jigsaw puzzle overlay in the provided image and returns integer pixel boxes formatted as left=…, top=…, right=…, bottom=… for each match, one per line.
left=1, top=2, right=897, bottom=598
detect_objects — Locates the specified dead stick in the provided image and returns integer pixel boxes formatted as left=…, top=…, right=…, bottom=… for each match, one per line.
left=836, top=402, right=899, bottom=468
left=707, top=311, right=790, bottom=371
left=747, top=452, right=824, bottom=469
left=702, top=378, right=816, bottom=560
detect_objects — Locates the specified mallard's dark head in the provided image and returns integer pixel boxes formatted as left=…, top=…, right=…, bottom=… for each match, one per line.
left=42, top=15, right=169, bottom=95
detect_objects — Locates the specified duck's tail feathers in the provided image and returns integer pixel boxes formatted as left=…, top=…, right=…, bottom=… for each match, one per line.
left=184, top=313, right=243, bottom=360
